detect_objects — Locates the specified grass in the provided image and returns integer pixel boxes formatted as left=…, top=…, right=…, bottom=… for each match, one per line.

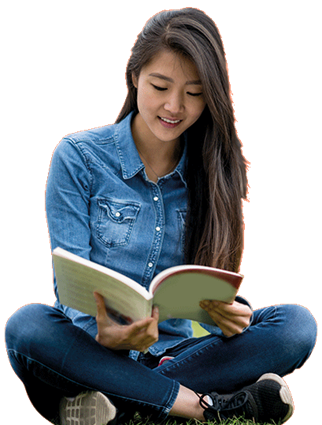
left=123, top=413, right=282, bottom=425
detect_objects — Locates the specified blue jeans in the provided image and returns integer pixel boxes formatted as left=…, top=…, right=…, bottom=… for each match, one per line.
left=5, top=303, right=317, bottom=424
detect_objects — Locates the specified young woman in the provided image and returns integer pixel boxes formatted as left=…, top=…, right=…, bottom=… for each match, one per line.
left=5, top=8, right=317, bottom=425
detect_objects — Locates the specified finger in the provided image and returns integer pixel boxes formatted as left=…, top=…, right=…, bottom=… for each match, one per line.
left=212, top=305, right=250, bottom=329
left=208, top=309, right=244, bottom=337
left=202, top=300, right=250, bottom=319
left=94, top=292, right=108, bottom=319
left=200, top=300, right=231, bottom=312
left=216, top=304, right=251, bottom=329
left=130, top=316, right=155, bottom=333
left=132, top=311, right=159, bottom=344
left=152, top=305, right=159, bottom=321
left=200, top=300, right=223, bottom=311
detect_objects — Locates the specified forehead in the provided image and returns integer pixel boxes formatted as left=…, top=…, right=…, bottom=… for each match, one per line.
left=142, top=50, right=200, bottom=81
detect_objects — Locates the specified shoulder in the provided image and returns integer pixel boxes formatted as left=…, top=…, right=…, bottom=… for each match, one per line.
left=50, top=113, right=134, bottom=172
left=52, top=122, right=119, bottom=165
left=63, top=122, right=118, bottom=147
left=62, top=111, right=134, bottom=148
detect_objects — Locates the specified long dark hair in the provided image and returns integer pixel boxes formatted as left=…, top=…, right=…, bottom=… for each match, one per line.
left=116, top=8, right=248, bottom=272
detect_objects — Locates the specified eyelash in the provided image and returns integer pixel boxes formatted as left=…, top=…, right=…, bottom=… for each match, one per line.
left=151, top=84, right=203, bottom=97
left=152, top=84, right=167, bottom=92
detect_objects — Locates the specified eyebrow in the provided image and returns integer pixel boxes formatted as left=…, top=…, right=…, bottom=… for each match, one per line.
left=148, top=73, right=202, bottom=85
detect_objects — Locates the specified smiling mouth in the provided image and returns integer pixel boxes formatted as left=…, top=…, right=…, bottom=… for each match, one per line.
left=159, top=117, right=182, bottom=124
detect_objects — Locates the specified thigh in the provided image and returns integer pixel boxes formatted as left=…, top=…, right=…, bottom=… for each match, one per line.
left=5, top=304, right=86, bottom=423
left=6, top=303, right=73, bottom=364
left=5, top=304, right=180, bottom=421
left=153, top=304, right=317, bottom=394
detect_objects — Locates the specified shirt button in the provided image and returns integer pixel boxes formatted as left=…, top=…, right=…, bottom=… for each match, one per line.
left=115, top=212, right=121, bottom=217
left=148, top=262, right=153, bottom=268
left=153, top=196, right=159, bottom=201
left=156, top=226, right=161, bottom=231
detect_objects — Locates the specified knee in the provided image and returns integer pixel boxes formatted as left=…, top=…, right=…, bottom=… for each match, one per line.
left=5, top=304, right=64, bottom=353
left=277, top=304, right=317, bottom=361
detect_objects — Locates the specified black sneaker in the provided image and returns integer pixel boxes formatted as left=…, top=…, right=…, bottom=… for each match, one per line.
left=200, top=373, right=294, bottom=424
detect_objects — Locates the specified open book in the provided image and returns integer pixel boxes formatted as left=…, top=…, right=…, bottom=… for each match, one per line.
left=53, top=247, right=243, bottom=325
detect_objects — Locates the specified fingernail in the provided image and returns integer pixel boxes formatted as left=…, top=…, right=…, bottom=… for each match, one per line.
left=200, top=301, right=208, bottom=310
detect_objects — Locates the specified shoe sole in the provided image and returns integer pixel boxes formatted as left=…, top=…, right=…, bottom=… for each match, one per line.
left=60, top=391, right=116, bottom=425
left=257, top=373, right=294, bottom=423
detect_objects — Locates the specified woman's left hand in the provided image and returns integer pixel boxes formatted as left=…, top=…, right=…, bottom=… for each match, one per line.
left=199, top=300, right=252, bottom=337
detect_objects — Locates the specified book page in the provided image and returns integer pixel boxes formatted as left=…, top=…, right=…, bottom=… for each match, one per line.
left=153, top=270, right=241, bottom=324
left=53, top=251, right=153, bottom=321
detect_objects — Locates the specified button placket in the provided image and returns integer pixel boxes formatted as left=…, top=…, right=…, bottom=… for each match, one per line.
left=142, top=185, right=164, bottom=286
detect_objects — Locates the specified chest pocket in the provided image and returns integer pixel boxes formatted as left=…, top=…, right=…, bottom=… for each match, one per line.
left=97, top=198, right=141, bottom=248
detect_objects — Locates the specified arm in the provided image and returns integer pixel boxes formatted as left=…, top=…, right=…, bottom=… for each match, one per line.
left=46, top=138, right=93, bottom=304
left=46, top=138, right=92, bottom=259
left=46, top=138, right=159, bottom=350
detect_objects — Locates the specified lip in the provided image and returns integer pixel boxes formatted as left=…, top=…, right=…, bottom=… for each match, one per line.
left=158, top=116, right=182, bottom=129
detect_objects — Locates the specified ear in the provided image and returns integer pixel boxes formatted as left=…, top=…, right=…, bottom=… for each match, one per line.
left=132, top=72, right=138, bottom=89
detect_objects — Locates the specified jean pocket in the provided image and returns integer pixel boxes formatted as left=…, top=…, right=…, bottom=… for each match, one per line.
left=97, top=198, right=141, bottom=247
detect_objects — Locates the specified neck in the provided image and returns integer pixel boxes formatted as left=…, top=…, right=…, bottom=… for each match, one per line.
left=131, top=113, right=182, bottom=181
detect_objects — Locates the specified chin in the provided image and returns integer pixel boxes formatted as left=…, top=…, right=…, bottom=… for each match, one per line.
left=153, top=124, right=185, bottom=143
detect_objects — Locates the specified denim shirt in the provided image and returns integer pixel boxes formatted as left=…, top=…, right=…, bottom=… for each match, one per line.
left=46, top=111, right=249, bottom=360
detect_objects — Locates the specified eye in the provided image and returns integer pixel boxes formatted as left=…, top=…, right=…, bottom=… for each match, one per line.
left=187, top=92, right=203, bottom=97
left=151, top=84, right=167, bottom=91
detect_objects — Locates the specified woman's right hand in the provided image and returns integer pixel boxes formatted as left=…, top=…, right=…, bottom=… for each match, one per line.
left=94, top=292, right=159, bottom=352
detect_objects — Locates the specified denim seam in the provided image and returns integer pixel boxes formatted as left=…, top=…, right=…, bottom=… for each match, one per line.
left=158, top=335, right=223, bottom=374
left=64, top=137, right=94, bottom=192
left=162, top=380, right=180, bottom=417
left=7, top=348, right=178, bottom=417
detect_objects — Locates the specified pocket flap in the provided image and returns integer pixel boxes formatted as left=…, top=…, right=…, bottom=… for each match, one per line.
left=98, top=198, right=141, bottom=223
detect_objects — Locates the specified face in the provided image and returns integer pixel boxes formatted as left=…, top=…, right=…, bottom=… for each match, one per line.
left=132, top=50, right=206, bottom=146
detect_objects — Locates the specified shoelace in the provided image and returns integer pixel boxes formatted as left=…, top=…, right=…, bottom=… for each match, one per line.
left=197, top=391, right=250, bottom=418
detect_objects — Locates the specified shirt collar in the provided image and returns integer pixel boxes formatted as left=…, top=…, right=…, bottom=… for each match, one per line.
left=114, top=112, right=145, bottom=180
left=114, top=111, right=187, bottom=187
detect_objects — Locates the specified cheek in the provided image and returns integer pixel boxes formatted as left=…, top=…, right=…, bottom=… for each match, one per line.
left=137, top=89, right=158, bottom=117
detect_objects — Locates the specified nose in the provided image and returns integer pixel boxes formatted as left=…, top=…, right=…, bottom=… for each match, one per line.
left=164, top=91, right=184, bottom=114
